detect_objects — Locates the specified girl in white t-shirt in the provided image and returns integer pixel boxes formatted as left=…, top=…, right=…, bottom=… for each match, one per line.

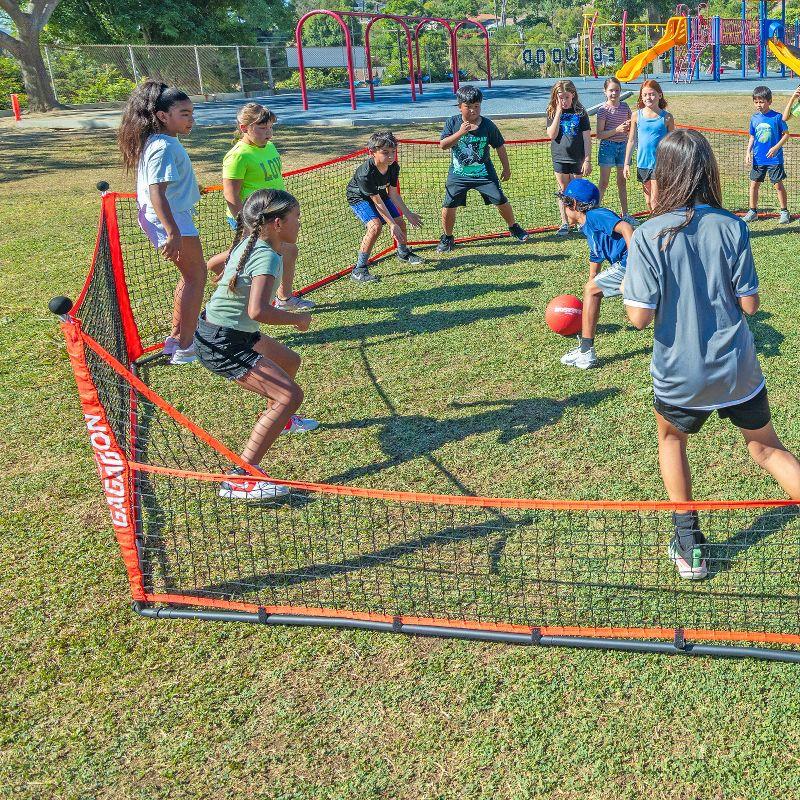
left=119, top=81, right=206, bottom=365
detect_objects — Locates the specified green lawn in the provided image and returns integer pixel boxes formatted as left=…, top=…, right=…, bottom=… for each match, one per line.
left=5, top=95, right=800, bottom=799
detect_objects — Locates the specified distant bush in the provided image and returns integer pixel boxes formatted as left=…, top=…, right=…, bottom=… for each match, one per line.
left=0, top=57, right=27, bottom=110
left=275, top=68, right=349, bottom=90
left=47, top=49, right=135, bottom=104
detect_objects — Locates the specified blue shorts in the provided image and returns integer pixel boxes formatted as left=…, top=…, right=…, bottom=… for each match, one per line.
left=598, top=140, right=627, bottom=168
left=349, top=198, right=401, bottom=225
left=594, top=261, right=626, bottom=297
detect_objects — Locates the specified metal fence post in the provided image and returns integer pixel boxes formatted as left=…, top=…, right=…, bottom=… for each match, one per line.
left=264, top=44, right=275, bottom=93
left=128, top=45, right=140, bottom=83
left=235, top=45, right=245, bottom=93
left=194, top=45, right=205, bottom=95
left=43, top=45, right=59, bottom=103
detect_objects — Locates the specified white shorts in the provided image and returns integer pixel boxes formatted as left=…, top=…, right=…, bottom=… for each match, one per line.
left=594, top=261, right=626, bottom=298
left=138, top=206, right=199, bottom=248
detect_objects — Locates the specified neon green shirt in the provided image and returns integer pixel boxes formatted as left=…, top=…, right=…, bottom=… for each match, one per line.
left=222, top=140, right=286, bottom=218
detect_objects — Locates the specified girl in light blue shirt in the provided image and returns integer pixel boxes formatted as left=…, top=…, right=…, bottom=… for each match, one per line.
left=119, top=81, right=206, bottom=365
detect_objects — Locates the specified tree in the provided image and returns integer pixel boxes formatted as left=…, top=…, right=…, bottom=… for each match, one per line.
left=0, top=0, right=63, bottom=111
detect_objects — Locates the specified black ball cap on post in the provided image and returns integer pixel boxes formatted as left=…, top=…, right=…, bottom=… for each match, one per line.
left=49, top=296, right=73, bottom=321
left=96, top=180, right=110, bottom=192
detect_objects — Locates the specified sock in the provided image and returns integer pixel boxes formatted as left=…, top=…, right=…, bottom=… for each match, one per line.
left=579, top=337, right=594, bottom=353
left=355, top=251, right=369, bottom=271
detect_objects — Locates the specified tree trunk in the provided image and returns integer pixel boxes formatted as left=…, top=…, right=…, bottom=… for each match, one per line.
left=14, top=20, right=62, bottom=112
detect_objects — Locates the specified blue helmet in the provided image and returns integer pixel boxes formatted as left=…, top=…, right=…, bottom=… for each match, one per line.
left=563, top=178, right=600, bottom=208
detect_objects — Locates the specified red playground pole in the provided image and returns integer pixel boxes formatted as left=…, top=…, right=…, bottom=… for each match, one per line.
left=10, top=94, right=21, bottom=121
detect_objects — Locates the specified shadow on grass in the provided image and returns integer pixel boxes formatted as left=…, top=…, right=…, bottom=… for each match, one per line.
left=749, top=310, right=784, bottom=358
left=707, top=504, right=800, bottom=580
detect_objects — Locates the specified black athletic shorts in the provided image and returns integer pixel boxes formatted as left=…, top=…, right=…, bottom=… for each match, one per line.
left=654, top=386, right=771, bottom=435
left=194, top=312, right=262, bottom=380
left=553, top=162, right=582, bottom=176
left=750, top=164, right=787, bottom=184
left=443, top=177, right=508, bottom=208
left=637, top=167, right=654, bottom=183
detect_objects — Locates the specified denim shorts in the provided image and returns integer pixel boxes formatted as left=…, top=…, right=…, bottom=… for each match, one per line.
left=137, top=206, right=199, bottom=248
left=598, top=140, right=627, bottom=168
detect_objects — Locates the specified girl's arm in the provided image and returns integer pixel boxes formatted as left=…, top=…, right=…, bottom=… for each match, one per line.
left=223, top=178, right=244, bottom=220
left=581, top=130, right=592, bottom=177
left=545, top=105, right=563, bottom=140
left=622, top=113, right=637, bottom=179
left=388, top=186, right=422, bottom=228
left=207, top=250, right=229, bottom=282
left=665, top=112, right=675, bottom=133
left=596, top=109, right=609, bottom=139
left=496, top=145, right=511, bottom=181
left=783, top=87, right=800, bottom=121
left=248, top=274, right=311, bottom=330
left=739, top=293, right=760, bottom=315
left=148, top=183, right=181, bottom=262
left=626, top=305, right=655, bottom=329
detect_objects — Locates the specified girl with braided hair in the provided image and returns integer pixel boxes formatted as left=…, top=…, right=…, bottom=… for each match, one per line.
left=119, top=80, right=206, bottom=365
left=196, top=189, right=316, bottom=501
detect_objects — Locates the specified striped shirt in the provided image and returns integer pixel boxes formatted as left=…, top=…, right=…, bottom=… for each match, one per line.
left=597, top=102, right=631, bottom=142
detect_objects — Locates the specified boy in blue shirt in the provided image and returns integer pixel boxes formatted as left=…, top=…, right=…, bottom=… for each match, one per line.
left=557, top=179, right=634, bottom=369
left=744, top=85, right=790, bottom=224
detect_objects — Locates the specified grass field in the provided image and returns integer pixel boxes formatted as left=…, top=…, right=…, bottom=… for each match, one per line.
left=5, top=92, right=800, bottom=799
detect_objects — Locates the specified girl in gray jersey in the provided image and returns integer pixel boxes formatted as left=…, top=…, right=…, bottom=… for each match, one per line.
left=624, top=129, right=800, bottom=580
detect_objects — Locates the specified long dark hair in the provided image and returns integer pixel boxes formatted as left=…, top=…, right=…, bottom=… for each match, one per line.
left=118, top=81, right=191, bottom=172
left=651, top=129, right=723, bottom=248
left=227, top=189, right=299, bottom=294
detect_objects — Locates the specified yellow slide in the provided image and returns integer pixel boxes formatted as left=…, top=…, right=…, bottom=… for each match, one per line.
left=616, top=16, right=688, bottom=83
left=767, top=38, right=800, bottom=75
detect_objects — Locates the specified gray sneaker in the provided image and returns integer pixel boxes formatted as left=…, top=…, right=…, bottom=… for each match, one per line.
left=560, top=344, right=597, bottom=369
left=351, top=268, right=380, bottom=283
left=779, top=209, right=791, bottom=224
left=668, top=512, right=708, bottom=580
left=742, top=209, right=758, bottom=223
left=555, top=223, right=570, bottom=237
left=273, top=295, right=316, bottom=311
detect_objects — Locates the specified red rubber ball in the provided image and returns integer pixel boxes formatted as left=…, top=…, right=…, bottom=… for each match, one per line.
left=545, top=294, right=583, bottom=337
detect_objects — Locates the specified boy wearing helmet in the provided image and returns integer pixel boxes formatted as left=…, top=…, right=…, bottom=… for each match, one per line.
left=558, top=178, right=634, bottom=369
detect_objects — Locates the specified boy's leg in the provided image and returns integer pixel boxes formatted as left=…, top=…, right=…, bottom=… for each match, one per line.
left=741, top=422, right=800, bottom=499
left=581, top=279, right=604, bottom=341
left=654, top=411, right=693, bottom=502
left=497, top=202, right=516, bottom=227
left=748, top=179, right=760, bottom=212
left=775, top=179, right=788, bottom=211
left=441, top=206, right=457, bottom=237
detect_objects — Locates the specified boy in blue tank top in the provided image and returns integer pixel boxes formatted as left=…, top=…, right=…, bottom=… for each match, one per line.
left=743, top=85, right=790, bottom=224
left=558, top=179, right=634, bottom=369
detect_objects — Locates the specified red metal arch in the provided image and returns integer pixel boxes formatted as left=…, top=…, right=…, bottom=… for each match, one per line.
left=295, top=10, right=356, bottom=110
left=412, top=17, right=456, bottom=95
left=452, top=19, right=493, bottom=89
left=362, top=13, right=417, bottom=103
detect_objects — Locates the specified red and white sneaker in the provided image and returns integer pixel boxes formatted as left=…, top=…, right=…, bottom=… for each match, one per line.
left=218, top=467, right=290, bottom=501
left=281, top=414, right=319, bottom=434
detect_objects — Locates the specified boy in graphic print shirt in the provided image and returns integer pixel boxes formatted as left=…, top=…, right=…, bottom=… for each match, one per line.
left=437, top=85, right=530, bottom=252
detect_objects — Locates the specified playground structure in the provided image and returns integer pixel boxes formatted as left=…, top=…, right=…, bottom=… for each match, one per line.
left=582, top=1, right=800, bottom=83
left=295, top=9, right=492, bottom=111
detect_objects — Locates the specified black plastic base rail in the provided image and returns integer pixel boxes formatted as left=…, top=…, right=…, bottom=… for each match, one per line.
left=132, top=603, right=800, bottom=664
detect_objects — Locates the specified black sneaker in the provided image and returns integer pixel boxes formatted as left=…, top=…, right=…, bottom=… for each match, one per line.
left=436, top=234, right=455, bottom=253
left=668, top=511, right=708, bottom=580
left=351, top=268, right=380, bottom=283
left=397, top=248, right=424, bottom=265
left=508, top=223, right=529, bottom=242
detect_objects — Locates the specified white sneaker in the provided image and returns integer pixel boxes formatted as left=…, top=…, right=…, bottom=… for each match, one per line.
left=218, top=467, right=290, bottom=501
left=779, top=209, right=791, bottom=224
left=742, top=209, right=758, bottom=223
left=560, top=345, right=597, bottom=369
left=281, top=414, right=319, bottom=434
left=170, top=344, right=198, bottom=365
left=163, top=335, right=180, bottom=356
left=555, top=223, right=570, bottom=237
left=273, top=295, right=316, bottom=311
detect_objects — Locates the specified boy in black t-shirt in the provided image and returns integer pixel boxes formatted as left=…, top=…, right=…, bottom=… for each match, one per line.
left=437, top=85, right=529, bottom=253
left=345, top=130, right=423, bottom=282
